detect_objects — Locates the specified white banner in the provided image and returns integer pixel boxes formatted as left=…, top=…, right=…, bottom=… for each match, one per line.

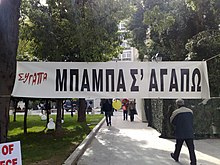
left=12, top=61, right=210, bottom=99
left=0, top=141, right=22, bottom=165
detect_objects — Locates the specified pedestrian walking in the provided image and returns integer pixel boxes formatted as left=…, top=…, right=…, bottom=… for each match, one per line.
left=128, top=101, right=137, bottom=122
left=170, top=99, right=197, bottom=165
left=121, top=98, right=129, bottom=120
left=122, top=103, right=128, bottom=120
left=102, top=99, right=113, bottom=126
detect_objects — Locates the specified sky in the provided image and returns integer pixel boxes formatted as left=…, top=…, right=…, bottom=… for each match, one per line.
left=40, top=0, right=47, bottom=5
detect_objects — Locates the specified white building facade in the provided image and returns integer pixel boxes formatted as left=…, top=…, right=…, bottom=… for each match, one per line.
left=113, top=21, right=139, bottom=62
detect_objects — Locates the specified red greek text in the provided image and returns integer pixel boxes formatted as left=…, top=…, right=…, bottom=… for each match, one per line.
left=18, top=72, right=47, bottom=85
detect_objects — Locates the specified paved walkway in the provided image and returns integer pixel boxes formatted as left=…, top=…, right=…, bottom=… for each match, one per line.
left=76, top=111, right=220, bottom=165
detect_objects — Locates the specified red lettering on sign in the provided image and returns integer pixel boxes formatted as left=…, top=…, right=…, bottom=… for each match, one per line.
left=8, top=144, right=14, bottom=154
left=17, top=72, right=48, bottom=85
left=1, top=144, right=14, bottom=155
left=11, top=158, right=18, bottom=165
left=0, top=158, right=17, bottom=165
left=18, top=73, right=24, bottom=81
left=24, top=73, right=29, bottom=83
left=2, top=145, right=8, bottom=155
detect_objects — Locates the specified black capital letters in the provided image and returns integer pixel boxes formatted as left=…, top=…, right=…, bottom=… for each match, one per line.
left=149, top=69, right=159, bottom=91
left=56, top=69, right=67, bottom=91
left=117, top=69, right=126, bottom=91
left=81, top=69, right=90, bottom=91
left=181, top=69, right=189, bottom=92
left=169, top=69, right=178, bottom=91
left=70, top=69, right=79, bottom=91
left=191, top=68, right=201, bottom=92
left=130, top=69, right=139, bottom=91
left=106, top=69, right=114, bottom=92
left=92, top=69, right=103, bottom=92
left=160, top=69, right=167, bottom=91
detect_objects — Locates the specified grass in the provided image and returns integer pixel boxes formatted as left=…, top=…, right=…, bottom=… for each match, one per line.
left=8, top=114, right=104, bottom=165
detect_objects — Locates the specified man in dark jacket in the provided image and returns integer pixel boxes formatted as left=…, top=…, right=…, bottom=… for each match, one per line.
left=170, top=99, right=197, bottom=165
left=102, top=99, right=113, bottom=126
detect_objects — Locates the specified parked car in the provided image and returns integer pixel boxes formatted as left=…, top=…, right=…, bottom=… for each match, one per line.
left=63, top=100, right=72, bottom=112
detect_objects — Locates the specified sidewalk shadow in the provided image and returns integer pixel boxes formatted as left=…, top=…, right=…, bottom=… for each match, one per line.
left=78, top=111, right=220, bottom=165
left=78, top=126, right=191, bottom=165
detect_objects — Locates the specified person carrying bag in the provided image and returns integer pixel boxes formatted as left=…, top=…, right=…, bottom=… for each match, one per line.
left=128, top=101, right=137, bottom=122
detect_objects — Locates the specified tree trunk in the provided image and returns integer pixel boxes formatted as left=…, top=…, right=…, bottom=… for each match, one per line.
left=56, top=99, right=62, bottom=131
left=77, top=98, right=86, bottom=122
left=0, top=0, right=20, bottom=142
left=61, top=100, right=65, bottom=120
left=46, top=99, right=50, bottom=125
left=144, top=99, right=153, bottom=127
left=13, top=99, right=18, bottom=122
left=23, top=99, right=28, bottom=134
left=0, top=98, right=10, bottom=142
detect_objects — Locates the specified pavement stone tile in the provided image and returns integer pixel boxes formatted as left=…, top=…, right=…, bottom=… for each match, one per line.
left=67, top=111, right=220, bottom=165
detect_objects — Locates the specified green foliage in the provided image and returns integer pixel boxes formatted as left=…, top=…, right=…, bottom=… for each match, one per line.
left=186, top=30, right=220, bottom=96
left=128, top=0, right=180, bottom=61
left=8, top=114, right=104, bottom=165
left=129, top=0, right=219, bottom=59
left=143, top=5, right=175, bottom=35
left=184, top=0, right=220, bottom=96
left=18, top=0, right=133, bottom=62
left=186, top=30, right=220, bottom=60
left=127, top=3, right=148, bottom=61
left=128, top=0, right=220, bottom=96
left=189, top=98, right=220, bottom=138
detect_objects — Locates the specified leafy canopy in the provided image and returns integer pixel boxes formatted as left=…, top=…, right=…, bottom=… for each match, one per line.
left=18, top=0, right=134, bottom=62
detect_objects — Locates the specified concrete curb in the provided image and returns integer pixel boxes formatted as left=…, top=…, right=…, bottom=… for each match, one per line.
left=63, top=117, right=105, bottom=165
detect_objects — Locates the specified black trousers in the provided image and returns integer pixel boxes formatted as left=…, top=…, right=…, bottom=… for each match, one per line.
left=105, top=112, right=112, bottom=126
left=130, top=114, right=134, bottom=121
left=173, top=139, right=197, bottom=165
left=123, top=110, right=128, bottom=120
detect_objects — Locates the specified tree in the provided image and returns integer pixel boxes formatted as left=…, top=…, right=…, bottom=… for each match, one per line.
left=18, top=0, right=134, bottom=125
left=78, top=98, right=86, bottom=122
left=186, top=30, right=220, bottom=96
left=128, top=2, right=148, bottom=61
left=128, top=0, right=220, bottom=138
left=19, top=0, right=128, bottom=62
left=55, top=99, right=62, bottom=131
left=185, top=0, right=220, bottom=96
left=0, top=0, right=20, bottom=142
left=129, top=0, right=220, bottom=93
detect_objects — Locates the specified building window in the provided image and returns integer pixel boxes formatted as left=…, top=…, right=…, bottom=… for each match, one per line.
left=119, top=22, right=126, bottom=31
left=119, top=50, right=131, bottom=61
